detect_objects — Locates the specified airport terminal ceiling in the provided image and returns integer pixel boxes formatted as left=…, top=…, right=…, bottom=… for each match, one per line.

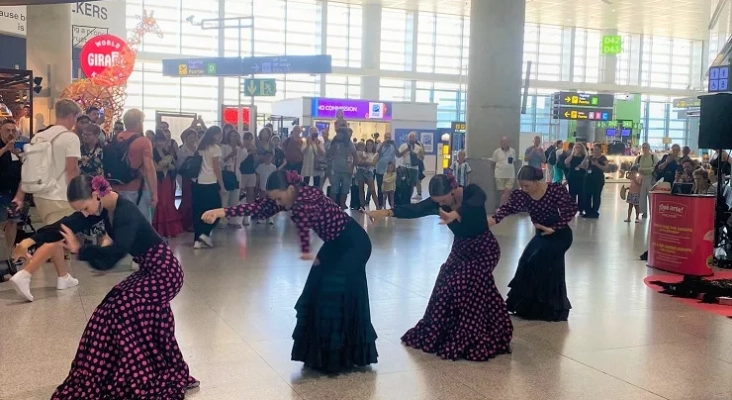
left=333, top=0, right=716, bottom=40
left=0, top=0, right=102, bottom=4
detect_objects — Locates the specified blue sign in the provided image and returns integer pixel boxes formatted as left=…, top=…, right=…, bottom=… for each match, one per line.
left=162, top=57, right=242, bottom=77
left=394, top=129, right=438, bottom=155
left=163, top=55, right=332, bottom=77
left=708, top=65, right=731, bottom=93
left=242, top=55, right=332, bottom=74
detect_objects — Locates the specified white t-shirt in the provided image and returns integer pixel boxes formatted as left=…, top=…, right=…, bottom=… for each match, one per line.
left=255, top=162, right=278, bottom=191
left=197, top=144, right=222, bottom=185
left=491, top=147, right=517, bottom=179
left=221, top=144, right=245, bottom=173
left=32, top=125, right=81, bottom=201
left=399, top=142, right=424, bottom=169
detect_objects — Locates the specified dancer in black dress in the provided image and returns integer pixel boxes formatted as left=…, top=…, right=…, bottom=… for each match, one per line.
left=368, top=174, right=512, bottom=361
left=12, top=175, right=197, bottom=399
left=202, top=170, right=378, bottom=373
left=489, top=166, right=576, bottom=321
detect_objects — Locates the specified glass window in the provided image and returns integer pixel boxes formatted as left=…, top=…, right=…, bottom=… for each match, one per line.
left=381, top=9, right=410, bottom=70
left=327, top=3, right=362, bottom=68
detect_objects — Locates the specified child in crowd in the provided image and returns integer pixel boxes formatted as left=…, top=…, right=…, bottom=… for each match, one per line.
left=381, top=162, right=397, bottom=209
left=255, top=153, right=278, bottom=225
left=451, top=149, right=472, bottom=187
left=625, top=165, right=642, bottom=223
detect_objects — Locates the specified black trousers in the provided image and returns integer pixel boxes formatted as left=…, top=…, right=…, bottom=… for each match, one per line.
left=375, top=173, right=384, bottom=209
left=583, top=178, right=604, bottom=217
left=192, top=182, right=222, bottom=241
left=568, top=175, right=585, bottom=213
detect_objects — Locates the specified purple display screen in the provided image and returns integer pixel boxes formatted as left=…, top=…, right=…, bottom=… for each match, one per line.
left=311, top=98, right=393, bottom=120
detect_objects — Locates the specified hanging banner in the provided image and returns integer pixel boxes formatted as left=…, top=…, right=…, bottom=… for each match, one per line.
left=0, top=1, right=125, bottom=47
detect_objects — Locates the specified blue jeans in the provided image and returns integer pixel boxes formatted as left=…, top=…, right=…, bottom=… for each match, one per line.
left=118, top=190, right=152, bottom=222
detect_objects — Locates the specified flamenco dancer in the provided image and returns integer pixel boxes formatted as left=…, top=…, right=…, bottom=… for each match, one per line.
left=12, top=175, right=198, bottom=398
left=368, top=174, right=513, bottom=361
left=488, top=166, right=576, bottom=321
left=202, top=170, right=378, bottom=372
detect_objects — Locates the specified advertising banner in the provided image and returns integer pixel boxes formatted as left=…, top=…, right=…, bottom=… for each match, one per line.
left=310, top=98, right=393, bottom=121
left=0, top=1, right=125, bottom=47
left=648, top=193, right=715, bottom=276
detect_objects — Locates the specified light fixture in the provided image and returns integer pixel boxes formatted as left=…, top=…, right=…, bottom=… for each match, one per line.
left=32, top=76, right=42, bottom=94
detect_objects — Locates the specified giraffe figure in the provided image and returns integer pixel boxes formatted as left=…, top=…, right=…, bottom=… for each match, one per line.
left=61, top=10, right=162, bottom=132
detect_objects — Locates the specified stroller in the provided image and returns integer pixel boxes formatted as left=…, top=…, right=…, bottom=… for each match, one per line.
left=0, top=200, right=35, bottom=282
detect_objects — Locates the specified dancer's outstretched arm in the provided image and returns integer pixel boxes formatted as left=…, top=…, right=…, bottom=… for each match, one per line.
left=489, top=189, right=527, bottom=227
left=368, top=197, right=438, bottom=223
left=202, top=197, right=283, bottom=223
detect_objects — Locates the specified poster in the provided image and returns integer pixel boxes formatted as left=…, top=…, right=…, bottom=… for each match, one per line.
left=420, top=131, right=434, bottom=154
left=648, top=193, right=715, bottom=276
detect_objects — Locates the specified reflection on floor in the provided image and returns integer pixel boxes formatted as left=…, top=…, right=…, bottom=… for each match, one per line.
left=2, top=184, right=731, bottom=400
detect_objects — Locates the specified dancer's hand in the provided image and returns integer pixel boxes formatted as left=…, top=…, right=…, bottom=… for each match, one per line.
left=202, top=208, right=225, bottom=224
left=487, top=217, right=497, bottom=227
left=12, top=241, right=32, bottom=262
left=439, top=209, right=459, bottom=225
left=101, top=235, right=114, bottom=247
left=535, top=223, right=555, bottom=236
left=60, top=224, right=81, bottom=254
left=300, top=253, right=315, bottom=261
left=367, top=209, right=391, bottom=224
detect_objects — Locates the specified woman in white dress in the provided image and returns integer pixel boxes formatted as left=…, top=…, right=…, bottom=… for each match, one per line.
left=301, top=127, right=325, bottom=187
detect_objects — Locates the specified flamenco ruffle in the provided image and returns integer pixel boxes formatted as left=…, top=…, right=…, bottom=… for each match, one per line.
left=402, top=320, right=512, bottom=361
left=51, top=372, right=196, bottom=400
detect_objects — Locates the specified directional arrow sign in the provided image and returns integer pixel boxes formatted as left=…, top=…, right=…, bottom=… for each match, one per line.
left=242, top=55, right=332, bottom=75
left=555, top=106, right=613, bottom=121
left=242, top=78, right=277, bottom=97
left=555, top=91, right=614, bottom=108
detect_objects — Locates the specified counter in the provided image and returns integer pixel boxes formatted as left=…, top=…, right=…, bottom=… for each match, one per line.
left=648, top=192, right=715, bottom=276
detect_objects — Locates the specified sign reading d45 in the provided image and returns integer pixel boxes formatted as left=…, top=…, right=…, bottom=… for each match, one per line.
left=601, top=35, right=622, bottom=55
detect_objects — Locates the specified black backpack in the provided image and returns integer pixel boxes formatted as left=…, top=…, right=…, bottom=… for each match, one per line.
left=547, top=148, right=558, bottom=166
left=103, top=134, right=142, bottom=184
left=179, top=153, right=203, bottom=179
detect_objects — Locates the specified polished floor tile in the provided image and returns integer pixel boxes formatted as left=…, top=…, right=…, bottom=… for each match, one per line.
left=1, top=184, right=729, bottom=399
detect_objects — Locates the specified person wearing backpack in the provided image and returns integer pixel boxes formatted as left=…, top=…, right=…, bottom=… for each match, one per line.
left=544, top=140, right=560, bottom=183
left=9, top=99, right=82, bottom=301
left=106, top=109, right=158, bottom=222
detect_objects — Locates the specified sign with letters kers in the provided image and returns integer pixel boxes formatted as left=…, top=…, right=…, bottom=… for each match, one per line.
left=80, top=34, right=132, bottom=83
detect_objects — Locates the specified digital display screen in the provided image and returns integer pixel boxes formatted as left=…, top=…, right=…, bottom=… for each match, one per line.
left=606, top=128, right=617, bottom=137
left=621, top=129, right=631, bottom=137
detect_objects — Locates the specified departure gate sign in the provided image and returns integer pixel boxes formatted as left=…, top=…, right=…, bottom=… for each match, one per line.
left=556, top=107, right=611, bottom=121
left=556, top=91, right=614, bottom=108
left=601, top=35, right=622, bottom=55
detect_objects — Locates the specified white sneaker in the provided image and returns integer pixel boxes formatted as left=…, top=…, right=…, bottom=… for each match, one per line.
left=257, top=219, right=264, bottom=224
left=267, top=218, right=274, bottom=225
left=193, top=241, right=202, bottom=249
left=9, top=270, right=34, bottom=302
left=130, top=261, right=140, bottom=271
left=199, top=234, right=213, bottom=248
left=56, top=274, right=79, bottom=290
left=243, top=216, right=250, bottom=226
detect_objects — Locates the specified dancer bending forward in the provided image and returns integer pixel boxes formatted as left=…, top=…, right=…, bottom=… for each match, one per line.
left=369, top=174, right=512, bottom=361
left=13, top=175, right=197, bottom=399
left=489, top=166, right=576, bottom=321
left=203, top=170, right=378, bottom=373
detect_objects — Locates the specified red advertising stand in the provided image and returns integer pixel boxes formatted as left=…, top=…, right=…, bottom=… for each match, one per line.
left=648, top=192, right=715, bottom=276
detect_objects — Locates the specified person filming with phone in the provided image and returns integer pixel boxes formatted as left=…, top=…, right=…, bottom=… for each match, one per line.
left=0, top=118, right=23, bottom=251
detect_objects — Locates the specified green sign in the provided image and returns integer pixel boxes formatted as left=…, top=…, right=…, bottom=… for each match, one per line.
left=601, top=35, right=622, bottom=55
left=243, top=78, right=277, bottom=97
left=206, top=63, right=217, bottom=74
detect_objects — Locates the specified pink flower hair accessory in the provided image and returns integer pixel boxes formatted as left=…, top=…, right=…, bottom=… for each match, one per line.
left=91, top=176, right=112, bottom=197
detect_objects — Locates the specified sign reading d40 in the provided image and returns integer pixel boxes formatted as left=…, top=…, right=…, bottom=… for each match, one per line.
left=601, top=35, right=622, bottom=55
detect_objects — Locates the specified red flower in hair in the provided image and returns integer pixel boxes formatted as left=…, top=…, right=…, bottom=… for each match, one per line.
left=445, top=172, right=459, bottom=189
left=91, top=176, right=111, bottom=197
left=285, top=170, right=302, bottom=185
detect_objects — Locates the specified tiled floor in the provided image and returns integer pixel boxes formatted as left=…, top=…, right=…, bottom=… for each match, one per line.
left=2, top=184, right=731, bottom=400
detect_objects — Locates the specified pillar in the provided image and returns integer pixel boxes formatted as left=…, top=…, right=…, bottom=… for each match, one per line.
left=26, top=4, right=72, bottom=124
left=360, top=2, right=381, bottom=100
left=465, top=0, right=525, bottom=212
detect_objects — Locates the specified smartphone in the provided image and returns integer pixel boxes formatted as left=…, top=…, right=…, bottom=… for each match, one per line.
left=14, top=141, right=26, bottom=151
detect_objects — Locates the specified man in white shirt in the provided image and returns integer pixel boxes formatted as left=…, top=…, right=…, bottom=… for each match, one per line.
left=398, top=131, right=424, bottom=199
left=17, top=105, right=31, bottom=137
left=490, top=136, right=517, bottom=205
left=10, top=99, right=82, bottom=302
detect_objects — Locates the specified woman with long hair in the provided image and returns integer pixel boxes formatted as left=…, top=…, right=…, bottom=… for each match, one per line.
left=12, top=175, right=198, bottom=398
left=256, top=127, right=275, bottom=165
left=488, top=166, right=576, bottom=321
left=202, top=170, right=378, bottom=373
left=301, top=127, right=325, bottom=187
left=192, top=126, right=224, bottom=248
left=239, top=131, right=257, bottom=226
left=356, top=139, right=378, bottom=210
left=564, top=143, right=588, bottom=215
left=368, top=175, right=512, bottom=361
left=221, top=129, right=243, bottom=228
left=152, top=130, right=183, bottom=237
left=270, top=134, right=286, bottom=169
left=176, top=129, right=197, bottom=231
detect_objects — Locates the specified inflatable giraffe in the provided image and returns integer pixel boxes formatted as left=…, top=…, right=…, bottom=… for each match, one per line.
left=61, top=10, right=162, bottom=132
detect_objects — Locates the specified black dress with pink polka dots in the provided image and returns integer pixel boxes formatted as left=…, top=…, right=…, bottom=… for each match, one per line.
left=392, top=184, right=513, bottom=361
left=225, top=185, right=378, bottom=372
left=31, top=197, right=196, bottom=399
left=494, top=182, right=577, bottom=321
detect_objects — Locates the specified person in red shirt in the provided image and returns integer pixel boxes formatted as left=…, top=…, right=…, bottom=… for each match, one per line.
left=111, top=109, right=158, bottom=221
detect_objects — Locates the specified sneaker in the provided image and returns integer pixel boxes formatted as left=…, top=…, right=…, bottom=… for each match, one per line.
left=198, top=234, right=213, bottom=248
left=257, top=219, right=264, bottom=225
left=9, top=270, right=34, bottom=302
left=56, top=274, right=79, bottom=290
left=243, top=216, right=250, bottom=226
left=193, top=241, right=202, bottom=249
left=267, top=218, right=274, bottom=225
left=635, top=219, right=641, bottom=223
left=412, top=194, right=422, bottom=200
